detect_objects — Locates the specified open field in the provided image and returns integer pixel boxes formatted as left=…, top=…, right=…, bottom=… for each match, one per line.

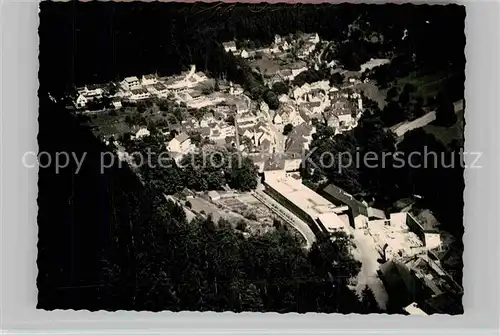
left=423, top=110, right=465, bottom=147
left=395, top=71, right=452, bottom=103
left=249, top=55, right=282, bottom=75
left=354, top=81, right=388, bottom=110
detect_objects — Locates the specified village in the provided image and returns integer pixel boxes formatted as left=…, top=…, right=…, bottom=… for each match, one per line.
left=68, top=31, right=463, bottom=315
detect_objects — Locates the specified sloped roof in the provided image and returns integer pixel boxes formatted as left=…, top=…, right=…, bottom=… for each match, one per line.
left=322, top=184, right=368, bottom=218
left=379, top=260, right=422, bottom=309
left=124, top=76, right=139, bottom=83
left=175, top=132, right=190, bottom=143
left=368, top=207, right=386, bottom=219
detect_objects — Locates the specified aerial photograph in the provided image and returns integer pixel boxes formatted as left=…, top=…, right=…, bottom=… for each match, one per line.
left=37, top=2, right=465, bottom=314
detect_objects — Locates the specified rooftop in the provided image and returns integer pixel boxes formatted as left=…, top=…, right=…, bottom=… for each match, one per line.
left=264, top=170, right=346, bottom=232
left=174, top=132, right=190, bottom=144
left=322, top=183, right=368, bottom=218
left=131, top=87, right=149, bottom=94
left=153, top=82, right=167, bottom=91
left=124, top=76, right=140, bottom=83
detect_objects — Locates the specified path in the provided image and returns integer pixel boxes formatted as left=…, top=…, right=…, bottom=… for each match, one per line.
left=348, top=227, right=389, bottom=310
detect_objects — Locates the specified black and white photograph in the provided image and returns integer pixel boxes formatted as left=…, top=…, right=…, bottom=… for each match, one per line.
left=37, top=2, right=466, bottom=315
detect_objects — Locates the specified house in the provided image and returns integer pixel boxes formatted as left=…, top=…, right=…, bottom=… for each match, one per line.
left=148, top=82, right=169, bottom=96
left=75, top=94, right=88, bottom=109
left=300, top=101, right=323, bottom=115
left=305, top=32, right=320, bottom=44
left=240, top=49, right=249, bottom=59
left=193, top=71, right=209, bottom=82
left=77, top=85, right=104, bottom=99
left=273, top=113, right=284, bottom=126
left=279, top=69, right=294, bottom=81
left=141, top=74, right=158, bottom=86
left=199, top=113, right=216, bottom=128
left=130, top=88, right=151, bottom=101
left=281, top=40, right=290, bottom=51
left=112, top=99, right=122, bottom=109
left=331, top=99, right=356, bottom=127
left=259, top=101, right=270, bottom=114
left=322, top=183, right=369, bottom=229
left=285, top=122, right=316, bottom=154
left=74, top=85, right=104, bottom=108
left=222, top=41, right=237, bottom=53
left=121, top=76, right=141, bottom=90
left=230, top=85, right=244, bottom=96
left=135, top=128, right=150, bottom=139
left=167, top=132, right=195, bottom=155
left=378, top=260, right=425, bottom=310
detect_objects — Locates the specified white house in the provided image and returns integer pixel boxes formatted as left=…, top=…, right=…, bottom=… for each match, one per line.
left=232, top=86, right=244, bottom=96
left=77, top=86, right=104, bottom=99
left=306, top=32, right=320, bottom=44
left=281, top=40, right=290, bottom=51
left=75, top=94, right=88, bottom=109
left=130, top=88, right=151, bottom=101
left=240, top=49, right=249, bottom=59
left=222, top=41, right=237, bottom=53
left=112, top=100, right=122, bottom=109
left=135, top=128, right=150, bottom=139
left=148, top=82, right=169, bottom=96
left=167, top=132, right=195, bottom=155
left=121, top=76, right=141, bottom=90
left=291, top=66, right=308, bottom=78
left=141, top=74, right=158, bottom=86
left=273, top=113, right=284, bottom=126
left=74, top=86, right=104, bottom=109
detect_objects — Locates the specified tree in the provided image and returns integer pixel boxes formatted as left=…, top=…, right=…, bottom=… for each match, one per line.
left=435, top=92, right=457, bottom=126
left=225, top=115, right=235, bottom=125
left=240, top=136, right=253, bottom=152
left=360, top=286, right=381, bottom=313
left=201, top=85, right=214, bottom=95
left=263, top=90, right=279, bottom=110
left=169, top=129, right=179, bottom=139
left=329, top=72, right=344, bottom=87
left=272, top=82, right=289, bottom=96
left=236, top=220, right=248, bottom=232
left=137, top=102, right=147, bottom=113
left=386, top=87, right=399, bottom=102
left=380, top=101, right=404, bottom=127
left=193, top=107, right=208, bottom=126
left=189, top=132, right=202, bottom=146
left=283, top=123, right=294, bottom=136
left=227, top=155, right=258, bottom=192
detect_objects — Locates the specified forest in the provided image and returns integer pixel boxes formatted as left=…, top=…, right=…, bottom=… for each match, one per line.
left=39, top=2, right=465, bottom=97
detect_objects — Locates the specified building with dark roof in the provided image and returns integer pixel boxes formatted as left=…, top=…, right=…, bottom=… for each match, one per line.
left=378, top=260, right=427, bottom=311
left=322, top=183, right=369, bottom=229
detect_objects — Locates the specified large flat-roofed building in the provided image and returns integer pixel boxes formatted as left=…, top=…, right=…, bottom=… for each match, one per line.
left=263, top=170, right=348, bottom=235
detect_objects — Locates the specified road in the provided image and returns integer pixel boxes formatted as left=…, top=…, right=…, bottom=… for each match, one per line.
left=347, top=227, right=389, bottom=310
left=253, top=188, right=316, bottom=249
left=392, top=99, right=464, bottom=139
